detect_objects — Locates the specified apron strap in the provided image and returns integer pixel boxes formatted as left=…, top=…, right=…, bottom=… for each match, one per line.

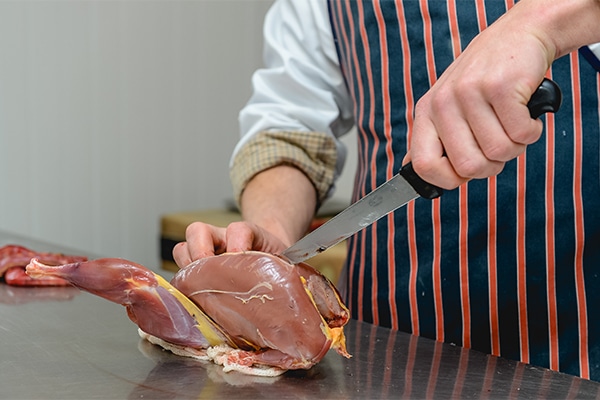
left=580, top=44, right=600, bottom=73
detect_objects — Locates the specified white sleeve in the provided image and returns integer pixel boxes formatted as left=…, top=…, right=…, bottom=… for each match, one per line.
left=233, top=0, right=354, bottom=176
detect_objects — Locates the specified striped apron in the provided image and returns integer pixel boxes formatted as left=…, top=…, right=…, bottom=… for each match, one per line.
left=329, top=0, right=600, bottom=380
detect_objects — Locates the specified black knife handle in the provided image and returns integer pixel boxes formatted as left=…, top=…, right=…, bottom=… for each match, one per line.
left=528, top=78, right=562, bottom=119
left=399, top=162, right=444, bottom=199
left=400, top=77, right=562, bottom=199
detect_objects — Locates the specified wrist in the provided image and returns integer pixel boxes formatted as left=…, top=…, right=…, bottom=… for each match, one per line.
left=240, top=165, right=317, bottom=246
left=515, top=0, right=600, bottom=59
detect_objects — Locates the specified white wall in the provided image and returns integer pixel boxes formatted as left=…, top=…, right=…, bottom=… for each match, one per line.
left=0, top=0, right=356, bottom=270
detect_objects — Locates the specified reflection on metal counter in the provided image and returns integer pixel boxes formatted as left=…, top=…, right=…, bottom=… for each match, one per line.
left=1, top=286, right=599, bottom=398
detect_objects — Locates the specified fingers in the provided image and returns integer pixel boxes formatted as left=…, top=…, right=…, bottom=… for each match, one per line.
left=225, top=221, right=288, bottom=254
left=172, top=221, right=288, bottom=269
left=172, top=222, right=227, bottom=268
left=410, top=94, right=471, bottom=189
left=223, top=222, right=256, bottom=253
left=410, top=80, right=544, bottom=189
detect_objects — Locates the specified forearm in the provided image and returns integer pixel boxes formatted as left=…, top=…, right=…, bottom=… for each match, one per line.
left=240, top=165, right=318, bottom=247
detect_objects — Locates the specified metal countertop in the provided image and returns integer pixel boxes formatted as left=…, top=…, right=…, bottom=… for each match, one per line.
left=1, top=232, right=599, bottom=399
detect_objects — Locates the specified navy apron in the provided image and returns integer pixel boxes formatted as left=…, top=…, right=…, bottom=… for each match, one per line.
left=329, top=0, right=600, bottom=380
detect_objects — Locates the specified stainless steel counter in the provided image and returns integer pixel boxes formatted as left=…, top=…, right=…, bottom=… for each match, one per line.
left=1, top=232, right=599, bottom=399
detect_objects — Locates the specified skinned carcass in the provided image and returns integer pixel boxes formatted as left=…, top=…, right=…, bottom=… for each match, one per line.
left=1, top=244, right=87, bottom=286
left=26, top=251, right=350, bottom=376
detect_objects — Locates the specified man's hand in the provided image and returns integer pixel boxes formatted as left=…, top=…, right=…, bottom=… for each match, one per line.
left=408, top=0, right=600, bottom=189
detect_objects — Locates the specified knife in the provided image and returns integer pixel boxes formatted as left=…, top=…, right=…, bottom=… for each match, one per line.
left=280, top=78, right=562, bottom=264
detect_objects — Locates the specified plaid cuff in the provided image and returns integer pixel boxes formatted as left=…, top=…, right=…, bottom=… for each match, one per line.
left=230, top=130, right=338, bottom=206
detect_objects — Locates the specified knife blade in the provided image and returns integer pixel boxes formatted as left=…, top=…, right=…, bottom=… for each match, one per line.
left=280, top=78, right=562, bottom=264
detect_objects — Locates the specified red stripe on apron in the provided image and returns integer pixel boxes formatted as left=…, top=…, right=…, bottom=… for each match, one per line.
left=372, top=0, right=401, bottom=330
left=417, top=0, right=445, bottom=342
left=339, top=0, right=367, bottom=320
left=517, top=153, right=529, bottom=363
left=544, top=69, right=559, bottom=372
left=570, top=53, right=589, bottom=379
left=446, top=0, right=472, bottom=349
left=354, top=0, right=380, bottom=324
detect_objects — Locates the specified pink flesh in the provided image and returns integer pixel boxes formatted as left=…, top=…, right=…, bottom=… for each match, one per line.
left=171, top=251, right=348, bottom=370
left=25, top=258, right=226, bottom=349
left=4, top=267, right=71, bottom=286
left=294, top=262, right=349, bottom=328
left=0, top=244, right=87, bottom=286
left=25, top=252, right=351, bottom=372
